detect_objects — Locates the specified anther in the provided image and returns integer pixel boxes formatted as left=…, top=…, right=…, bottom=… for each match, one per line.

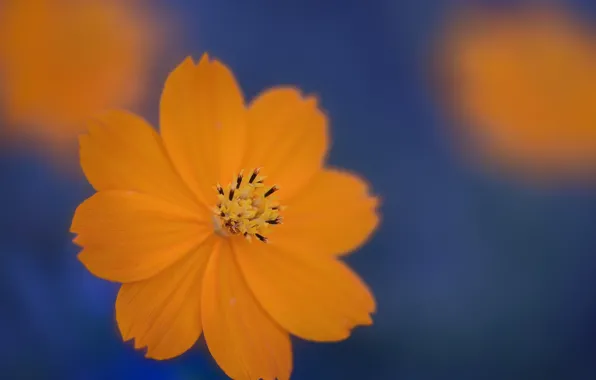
left=266, top=217, right=282, bottom=225
left=255, top=233, right=268, bottom=243
left=249, top=168, right=260, bottom=184
left=216, top=184, right=224, bottom=195
left=264, top=185, right=279, bottom=198
left=229, top=188, right=235, bottom=201
left=236, top=171, right=243, bottom=189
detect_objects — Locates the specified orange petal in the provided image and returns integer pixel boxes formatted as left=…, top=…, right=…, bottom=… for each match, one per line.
left=202, top=240, right=292, bottom=380
left=80, top=110, right=200, bottom=213
left=160, top=55, right=246, bottom=207
left=235, top=240, right=376, bottom=342
left=243, top=87, right=328, bottom=201
left=116, top=237, right=214, bottom=360
left=272, top=169, right=379, bottom=256
left=72, top=191, right=211, bottom=282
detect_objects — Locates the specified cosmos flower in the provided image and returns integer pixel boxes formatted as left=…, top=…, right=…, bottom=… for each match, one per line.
left=438, top=7, right=596, bottom=182
left=0, top=0, right=158, bottom=151
left=71, top=54, right=379, bottom=379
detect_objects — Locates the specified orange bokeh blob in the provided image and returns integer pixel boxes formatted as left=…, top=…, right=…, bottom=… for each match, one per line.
left=439, top=7, right=596, bottom=183
left=0, top=0, right=160, bottom=151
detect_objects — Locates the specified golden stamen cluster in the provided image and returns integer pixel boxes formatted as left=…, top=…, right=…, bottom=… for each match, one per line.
left=213, top=168, right=282, bottom=242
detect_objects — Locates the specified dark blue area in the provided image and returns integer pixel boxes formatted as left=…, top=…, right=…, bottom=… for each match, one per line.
left=2, top=1, right=596, bottom=379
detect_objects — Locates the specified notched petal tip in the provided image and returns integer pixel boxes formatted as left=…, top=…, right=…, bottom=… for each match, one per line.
left=166, top=56, right=197, bottom=83
left=145, top=348, right=163, bottom=360
left=71, top=234, right=82, bottom=246
left=119, top=325, right=134, bottom=343
left=133, top=338, right=145, bottom=350
left=181, top=55, right=196, bottom=66
left=197, top=52, right=209, bottom=63
left=334, top=313, right=375, bottom=342
left=332, top=310, right=376, bottom=343
left=125, top=337, right=178, bottom=362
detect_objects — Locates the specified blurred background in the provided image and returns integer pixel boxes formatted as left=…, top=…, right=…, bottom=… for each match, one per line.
left=1, top=0, right=596, bottom=379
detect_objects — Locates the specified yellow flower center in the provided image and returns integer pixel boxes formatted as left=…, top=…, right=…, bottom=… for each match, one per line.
left=213, top=168, right=282, bottom=243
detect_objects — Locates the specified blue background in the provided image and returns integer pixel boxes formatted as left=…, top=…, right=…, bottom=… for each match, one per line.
left=2, top=0, right=596, bottom=379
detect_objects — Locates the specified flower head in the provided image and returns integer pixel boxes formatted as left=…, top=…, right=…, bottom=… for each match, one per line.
left=71, top=54, right=379, bottom=379
left=0, top=0, right=158, bottom=150
left=439, top=7, right=596, bottom=182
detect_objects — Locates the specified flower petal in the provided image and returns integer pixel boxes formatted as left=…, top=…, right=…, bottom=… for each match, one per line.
left=202, top=240, right=292, bottom=380
left=235, top=241, right=376, bottom=342
left=272, top=169, right=379, bottom=256
left=72, top=191, right=211, bottom=282
left=243, top=87, right=328, bottom=201
left=160, top=55, right=246, bottom=207
left=116, top=237, right=214, bottom=360
left=80, top=110, right=199, bottom=213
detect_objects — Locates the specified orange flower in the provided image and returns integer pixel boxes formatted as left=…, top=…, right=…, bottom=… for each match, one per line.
left=0, top=0, right=157, bottom=150
left=71, top=54, right=379, bottom=379
left=439, top=7, right=596, bottom=181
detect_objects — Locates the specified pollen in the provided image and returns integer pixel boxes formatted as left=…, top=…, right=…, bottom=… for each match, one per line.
left=213, top=168, right=283, bottom=243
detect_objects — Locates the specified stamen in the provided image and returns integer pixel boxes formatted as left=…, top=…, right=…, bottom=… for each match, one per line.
left=213, top=168, right=282, bottom=243
left=255, top=233, right=268, bottom=243
left=216, top=184, right=224, bottom=195
left=236, top=170, right=243, bottom=189
left=249, top=168, right=260, bottom=184
left=264, top=185, right=278, bottom=198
